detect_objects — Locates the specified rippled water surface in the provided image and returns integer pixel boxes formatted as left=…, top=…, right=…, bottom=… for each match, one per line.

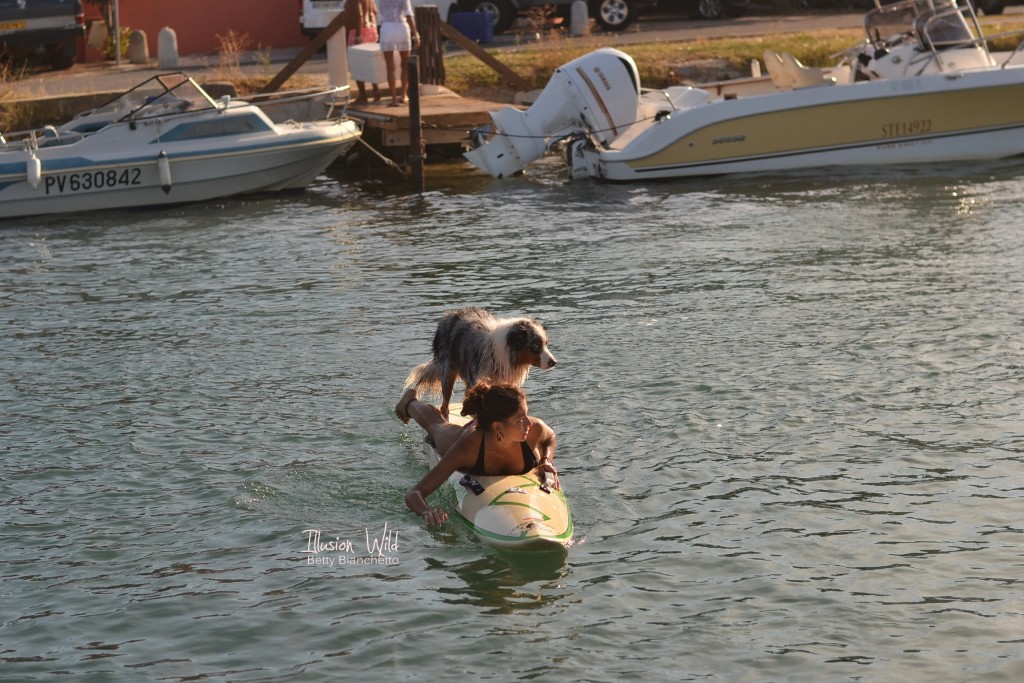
left=2, top=159, right=1023, bottom=682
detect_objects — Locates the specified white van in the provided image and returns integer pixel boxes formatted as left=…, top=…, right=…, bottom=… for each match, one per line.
left=300, top=0, right=458, bottom=36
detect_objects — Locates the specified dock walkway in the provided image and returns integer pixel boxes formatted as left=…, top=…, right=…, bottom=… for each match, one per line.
left=346, top=87, right=506, bottom=162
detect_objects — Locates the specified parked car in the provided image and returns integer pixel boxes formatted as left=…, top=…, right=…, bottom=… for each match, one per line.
left=299, top=0, right=460, bottom=37
left=302, top=0, right=653, bottom=38
left=459, top=0, right=654, bottom=33
left=658, top=0, right=750, bottom=19
left=972, top=0, right=1020, bottom=14
left=0, top=0, right=85, bottom=70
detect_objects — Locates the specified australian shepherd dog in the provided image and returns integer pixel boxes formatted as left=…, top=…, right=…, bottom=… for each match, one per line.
left=404, top=307, right=557, bottom=418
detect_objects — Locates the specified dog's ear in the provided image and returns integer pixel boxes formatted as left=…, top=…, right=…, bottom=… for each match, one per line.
left=507, top=321, right=531, bottom=349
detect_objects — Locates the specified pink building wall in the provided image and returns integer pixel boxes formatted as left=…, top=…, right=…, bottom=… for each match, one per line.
left=84, top=0, right=307, bottom=60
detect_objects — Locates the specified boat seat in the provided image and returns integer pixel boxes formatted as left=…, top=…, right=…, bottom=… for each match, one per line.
left=763, top=50, right=793, bottom=90
left=779, top=52, right=835, bottom=88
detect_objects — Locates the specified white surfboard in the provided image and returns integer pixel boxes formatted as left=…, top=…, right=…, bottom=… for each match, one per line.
left=422, top=409, right=573, bottom=551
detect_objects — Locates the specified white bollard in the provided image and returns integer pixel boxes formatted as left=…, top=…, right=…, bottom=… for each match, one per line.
left=158, top=27, right=179, bottom=69
left=128, top=30, right=149, bottom=65
left=570, top=0, right=590, bottom=38
left=326, top=13, right=349, bottom=89
left=86, top=20, right=108, bottom=50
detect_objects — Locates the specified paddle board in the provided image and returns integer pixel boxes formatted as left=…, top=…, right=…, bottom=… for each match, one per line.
left=422, top=410, right=573, bottom=551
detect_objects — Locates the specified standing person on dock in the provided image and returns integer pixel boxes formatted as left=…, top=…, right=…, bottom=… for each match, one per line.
left=342, top=0, right=382, bottom=104
left=378, top=0, right=419, bottom=107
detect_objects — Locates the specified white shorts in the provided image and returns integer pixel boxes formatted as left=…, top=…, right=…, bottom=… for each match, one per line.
left=379, top=21, right=411, bottom=52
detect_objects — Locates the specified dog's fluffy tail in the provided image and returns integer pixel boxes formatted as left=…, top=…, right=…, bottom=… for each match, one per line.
left=404, top=360, right=442, bottom=398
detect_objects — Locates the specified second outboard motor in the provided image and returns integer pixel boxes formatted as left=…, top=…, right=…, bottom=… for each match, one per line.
left=465, top=48, right=643, bottom=178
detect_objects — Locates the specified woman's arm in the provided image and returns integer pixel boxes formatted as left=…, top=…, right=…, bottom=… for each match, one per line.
left=530, top=418, right=560, bottom=490
left=405, top=433, right=476, bottom=525
left=530, top=418, right=557, bottom=461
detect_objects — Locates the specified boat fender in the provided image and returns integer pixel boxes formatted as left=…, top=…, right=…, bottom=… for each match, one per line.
left=26, top=154, right=42, bottom=190
left=157, top=151, right=172, bottom=194
left=459, top=475, right=485, bottom=496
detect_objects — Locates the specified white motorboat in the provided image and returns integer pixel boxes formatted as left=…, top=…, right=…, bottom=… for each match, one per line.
left=0, top=73, right=362, bottom=218
left=465, top=0, right=1024, bottom=181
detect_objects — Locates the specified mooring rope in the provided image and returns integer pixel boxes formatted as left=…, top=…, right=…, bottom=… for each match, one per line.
left=355, top=136, right=408, bottom=176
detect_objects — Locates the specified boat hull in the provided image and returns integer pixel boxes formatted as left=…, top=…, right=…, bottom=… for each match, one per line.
left=0, top=120, right=360, bottom=219
left=582, top=68, right=1024, bottom=181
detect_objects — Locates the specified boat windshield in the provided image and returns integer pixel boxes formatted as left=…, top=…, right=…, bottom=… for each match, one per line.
left=51, top=73, right=222, bottom=137
left=117, top=74, right=221, bottom=121
left=864, top=0, right=972, bottom=47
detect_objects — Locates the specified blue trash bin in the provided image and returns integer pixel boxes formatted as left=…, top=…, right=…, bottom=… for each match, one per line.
left=449, top=12, right=494, bottom=44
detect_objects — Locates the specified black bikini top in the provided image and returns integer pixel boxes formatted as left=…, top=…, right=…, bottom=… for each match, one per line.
left=462, top=434, right=539, bottom=476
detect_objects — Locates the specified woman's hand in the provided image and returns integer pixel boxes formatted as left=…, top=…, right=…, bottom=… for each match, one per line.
left=537, top=459, right=560, bottom=491
left=420, top=506, right=448, bottom=526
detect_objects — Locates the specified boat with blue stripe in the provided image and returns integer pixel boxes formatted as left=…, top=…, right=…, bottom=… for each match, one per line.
left=0, top=72, right=361, bottom=218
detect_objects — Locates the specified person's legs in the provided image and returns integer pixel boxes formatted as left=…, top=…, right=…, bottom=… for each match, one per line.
left=396, top=389, right=465, bottom=454
left=382, top=50, right=398, bottom=105
left=398, top=50, right=410, bottom=103
left=354, top=81, right=368, bottom=104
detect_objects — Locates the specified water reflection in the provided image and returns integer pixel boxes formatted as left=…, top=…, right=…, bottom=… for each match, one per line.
left=426, top=552, right=570, bottom=615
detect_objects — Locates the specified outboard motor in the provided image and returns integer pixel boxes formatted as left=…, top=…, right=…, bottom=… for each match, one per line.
left=464, top=48, right=643, bottom=178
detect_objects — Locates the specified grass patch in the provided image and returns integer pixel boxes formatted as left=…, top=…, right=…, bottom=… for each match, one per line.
left=443, top=18, right=1024, bottom=98
left=443, top=29, right=865, bottom=95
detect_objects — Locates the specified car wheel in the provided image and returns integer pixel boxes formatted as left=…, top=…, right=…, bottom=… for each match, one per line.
left=464, top=0, right=516, bottom=34
left=48, top=42, right=76, bottom=70
left=590, top=0, right=637, bottom=31
left=693, top=0, right=725, bottom=20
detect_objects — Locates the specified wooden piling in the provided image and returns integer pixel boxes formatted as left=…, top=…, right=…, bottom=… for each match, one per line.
left=408, top=52, right=424, bottom=192
left=415, top=7, right=445, bottom=88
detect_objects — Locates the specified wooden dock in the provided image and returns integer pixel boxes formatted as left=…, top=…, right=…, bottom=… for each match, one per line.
left=344, top=86, right=513, bottom=166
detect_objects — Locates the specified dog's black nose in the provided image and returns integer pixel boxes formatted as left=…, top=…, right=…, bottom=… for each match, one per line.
left=549, top=359, right=557, bottom=367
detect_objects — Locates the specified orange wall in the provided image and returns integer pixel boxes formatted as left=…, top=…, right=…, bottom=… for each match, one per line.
left=84, top=0, right=306, bottom=59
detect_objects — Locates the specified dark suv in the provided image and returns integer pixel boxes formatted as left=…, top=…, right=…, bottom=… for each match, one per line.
left=0, top=0, right=85, bottom=70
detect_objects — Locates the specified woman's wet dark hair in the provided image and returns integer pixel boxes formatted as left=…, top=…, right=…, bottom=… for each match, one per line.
left=461, top=380, right=525, bottom=431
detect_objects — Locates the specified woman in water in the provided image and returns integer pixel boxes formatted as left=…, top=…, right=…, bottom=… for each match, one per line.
left=396, top=381, right=560, bottom=526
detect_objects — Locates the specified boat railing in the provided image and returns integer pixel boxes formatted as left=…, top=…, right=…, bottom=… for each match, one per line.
left=914, top=7, right=1024, bottom=70
left=914, top=4, right=994, bottom=70
left=865, top=0, right=936, bottom=46
left=234, top=84, right=352, bottom=120
left=865, top=0, right=979, bottom=49
left=980, top=27, right=1024, bottom=68
left=234, top=84, right=350, bottom=107
left=0, top=124, right=85, bottom=149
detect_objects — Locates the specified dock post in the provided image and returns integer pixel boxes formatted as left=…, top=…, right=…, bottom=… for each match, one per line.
left=408, top=52, right=425, bottom=193
left=326, top=17, right=349, bottom=88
